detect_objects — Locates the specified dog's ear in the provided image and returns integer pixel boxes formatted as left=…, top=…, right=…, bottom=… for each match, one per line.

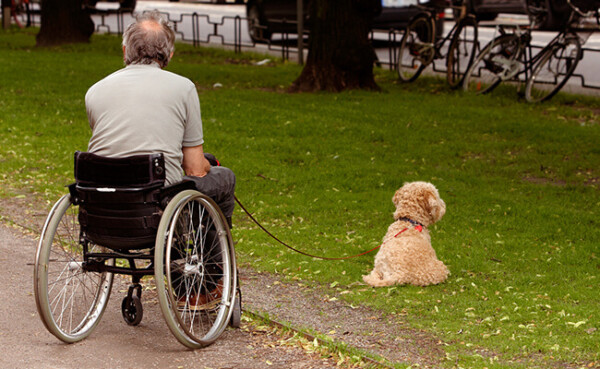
left=426, top=191, right=446, bottom=222
left=392, top=188, right=403, bottom=206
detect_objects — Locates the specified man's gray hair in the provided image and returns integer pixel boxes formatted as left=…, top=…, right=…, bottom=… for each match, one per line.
left=122, top=11, right=175, bottom=68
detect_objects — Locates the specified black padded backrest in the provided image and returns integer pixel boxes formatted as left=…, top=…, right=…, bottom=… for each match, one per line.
left=74, top=151, right=165, bottom=188
left=72, top=151, right=167, bottom=250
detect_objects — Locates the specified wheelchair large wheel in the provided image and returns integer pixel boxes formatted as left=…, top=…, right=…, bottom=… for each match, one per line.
left=154, top=190, right=237, bottom=348
left=34, top=194, right=114, bottom=343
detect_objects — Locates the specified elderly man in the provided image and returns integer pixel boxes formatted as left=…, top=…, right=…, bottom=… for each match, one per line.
left=85, top=11, right=235, bottom=225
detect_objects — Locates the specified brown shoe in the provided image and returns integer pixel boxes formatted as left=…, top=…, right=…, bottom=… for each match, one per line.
left=177, top=281, right=222, bottom=311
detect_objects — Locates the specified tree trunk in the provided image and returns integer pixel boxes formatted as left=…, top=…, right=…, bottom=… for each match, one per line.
left=36, top=0, right=94, bottom=46
left=289, top=0, right=381, bottom=93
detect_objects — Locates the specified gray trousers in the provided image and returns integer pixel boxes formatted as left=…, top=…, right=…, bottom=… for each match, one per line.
left=184, top=166, right=236, bottom=222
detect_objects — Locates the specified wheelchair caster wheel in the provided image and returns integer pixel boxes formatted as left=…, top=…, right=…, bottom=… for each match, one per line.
left=229, top=288, right=242, bottom=328
left=122, top=284, right=143, bottom=326
left=122, top=295, right=143, bottom=326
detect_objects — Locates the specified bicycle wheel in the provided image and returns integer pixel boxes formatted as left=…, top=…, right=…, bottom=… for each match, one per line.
left=155, top=190, right=237, bottom=349
left=397, top=14, right=435, bottom=82
left=525, top=34, right=581, bottom=102
left=446, top=15, right=479, bottom=89
left=34, top=194, right=114, bottom=343
left=463, top=33, right=523, bottom=94
left=247, top=3, right=271, bottom=43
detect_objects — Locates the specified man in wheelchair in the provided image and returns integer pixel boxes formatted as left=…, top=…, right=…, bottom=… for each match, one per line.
left=35, top=10, right=239, bottom=349
left=85, top=10, right=236, bottom=308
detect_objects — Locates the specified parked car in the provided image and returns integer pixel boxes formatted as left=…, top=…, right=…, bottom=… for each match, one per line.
left=457, top=0, right=574, bottom=30
left=83, top=0, right=137, bottom=11
left=246, top=0, right=447, bottom=43
left=168, top=0, right=246, bottom=3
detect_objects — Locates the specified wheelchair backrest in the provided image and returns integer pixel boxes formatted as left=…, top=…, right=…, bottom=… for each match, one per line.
left=72, top=151, right=166, bottom=250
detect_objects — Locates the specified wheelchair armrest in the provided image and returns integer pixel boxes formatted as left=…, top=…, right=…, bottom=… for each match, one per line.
left=204, top=153, right=221, bottom=167
left=159, top=180, right=197, bottom=207
left=67, top=183, right=79, bottom=204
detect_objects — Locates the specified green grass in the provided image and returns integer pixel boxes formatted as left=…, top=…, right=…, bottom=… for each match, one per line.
left=1, top=27, right=599, bottom=368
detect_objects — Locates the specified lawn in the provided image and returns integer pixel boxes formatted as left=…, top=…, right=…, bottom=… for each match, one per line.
left=0, top=27, right=598, bottom=368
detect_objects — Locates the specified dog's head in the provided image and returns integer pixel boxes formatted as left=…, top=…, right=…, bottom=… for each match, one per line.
left=392, top=181, right=446, bottom=226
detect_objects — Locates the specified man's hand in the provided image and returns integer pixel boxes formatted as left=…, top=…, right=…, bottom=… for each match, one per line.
left=182, top=145, right=211, bottom=177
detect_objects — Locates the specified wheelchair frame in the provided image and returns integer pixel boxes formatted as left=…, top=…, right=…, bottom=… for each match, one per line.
left=34, top=152, right=241, bottom=349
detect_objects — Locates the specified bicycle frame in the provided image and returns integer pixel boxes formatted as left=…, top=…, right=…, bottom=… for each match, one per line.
left=397, top=0, right=480, bottom=85
left=411, top=1, right=472, bottom=63
left=490, top=2, right=590, bottom=86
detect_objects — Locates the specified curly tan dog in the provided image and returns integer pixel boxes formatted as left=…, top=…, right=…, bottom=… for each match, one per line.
left=363, top=182, right=448, bottom=287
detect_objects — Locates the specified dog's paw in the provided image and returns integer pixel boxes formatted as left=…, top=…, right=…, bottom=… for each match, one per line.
left=363, top=272, right=393, bottom=287
left=362, top=273, right=377, bottom=286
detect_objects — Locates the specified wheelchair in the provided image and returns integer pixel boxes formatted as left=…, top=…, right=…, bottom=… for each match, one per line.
left=33, top=151, right=241, bottom=349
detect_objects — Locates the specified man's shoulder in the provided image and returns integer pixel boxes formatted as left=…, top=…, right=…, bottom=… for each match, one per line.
left=158, top=68, right=195, bottom=89
left=87, top=68, right=128, bottom=91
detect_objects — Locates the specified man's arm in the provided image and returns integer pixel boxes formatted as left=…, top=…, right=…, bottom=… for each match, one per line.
left=182, top=145, right=211, bottom=177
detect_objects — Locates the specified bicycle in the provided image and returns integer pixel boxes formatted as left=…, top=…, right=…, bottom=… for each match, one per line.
left=397, top=0, right=480, bottom=88
left=462, top=0, right=599, bottom=102
left=10, top=0, right=33, bottom=28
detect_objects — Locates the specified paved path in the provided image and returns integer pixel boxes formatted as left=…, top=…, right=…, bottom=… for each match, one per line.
left=0, top=224, right=338, bottom=369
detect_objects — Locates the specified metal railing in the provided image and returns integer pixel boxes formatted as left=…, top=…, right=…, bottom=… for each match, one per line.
left=9, top=6, right=600, bottom=91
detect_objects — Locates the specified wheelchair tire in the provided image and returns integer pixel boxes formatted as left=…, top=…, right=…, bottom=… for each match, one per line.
left=154, top=190, right=237, bottom=348
left=229, top=288, right=242, bottom=328
left=34, top=194, right=114, bottom=343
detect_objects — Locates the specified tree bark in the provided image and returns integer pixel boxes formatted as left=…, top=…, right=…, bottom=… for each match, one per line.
left=289, top=0, right=382, bottom=93
left=36, top=0, right=94, bottom=46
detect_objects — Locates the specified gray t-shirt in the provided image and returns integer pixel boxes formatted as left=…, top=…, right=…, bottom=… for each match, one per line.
left=86, top=63, right=203, bottom=185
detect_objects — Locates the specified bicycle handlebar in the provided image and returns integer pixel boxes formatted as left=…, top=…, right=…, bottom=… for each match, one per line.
left=565, top=0, right=599, bottom=18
